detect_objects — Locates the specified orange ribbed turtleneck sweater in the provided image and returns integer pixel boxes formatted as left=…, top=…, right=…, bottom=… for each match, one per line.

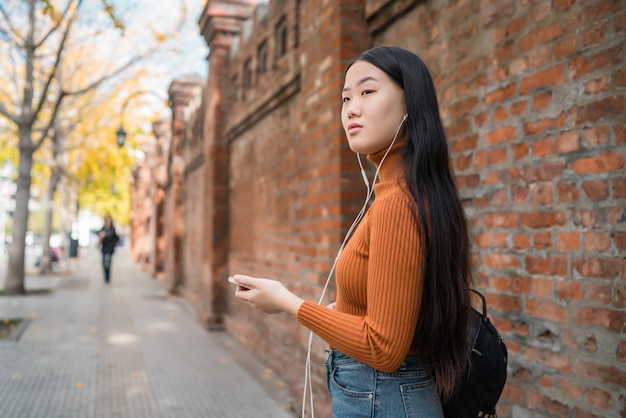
left=297, top=142, right=424, bottom=373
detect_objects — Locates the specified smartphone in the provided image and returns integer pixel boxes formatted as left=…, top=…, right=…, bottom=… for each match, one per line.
left=228, top=275, right=252, bottom=290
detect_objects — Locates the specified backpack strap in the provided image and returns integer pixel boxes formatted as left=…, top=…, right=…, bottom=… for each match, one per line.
left=470, top=288, right=487, bottom=317
left=468, top=289, right=487, bottom=354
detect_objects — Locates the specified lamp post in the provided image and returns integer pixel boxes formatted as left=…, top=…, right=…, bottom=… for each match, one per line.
left=115, top=90, right=170, bottom=148
left=116, top=125, right=127, bottom=148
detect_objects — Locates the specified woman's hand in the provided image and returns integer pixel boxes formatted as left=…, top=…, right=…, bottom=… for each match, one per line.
left=232, top=274, right=304, bottom=316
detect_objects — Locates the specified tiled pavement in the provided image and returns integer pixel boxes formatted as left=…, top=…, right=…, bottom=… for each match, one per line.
left=0, top=246, right=295, bottom=418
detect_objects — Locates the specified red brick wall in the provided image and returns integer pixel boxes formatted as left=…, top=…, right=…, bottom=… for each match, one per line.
left=140, top=0, right=626, bottom=416
left=181, top=88, right=206, bottom=308
left=370, top=1, right=626, bottom=416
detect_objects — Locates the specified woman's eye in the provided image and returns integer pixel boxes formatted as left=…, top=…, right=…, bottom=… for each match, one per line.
left=342, top=96, right=350, bottom=103
left=362, top=89, right=373, bottom=96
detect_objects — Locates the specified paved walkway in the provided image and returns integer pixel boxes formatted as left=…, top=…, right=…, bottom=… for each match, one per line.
left=0, top=246, right=295, bottom=418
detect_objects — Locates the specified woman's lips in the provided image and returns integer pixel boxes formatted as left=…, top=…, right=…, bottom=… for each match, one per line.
left=347, top=123, right=362, bottom=134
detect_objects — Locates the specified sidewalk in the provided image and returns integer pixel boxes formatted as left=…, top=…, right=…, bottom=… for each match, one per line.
left=0, top=247, right=295, bottom=418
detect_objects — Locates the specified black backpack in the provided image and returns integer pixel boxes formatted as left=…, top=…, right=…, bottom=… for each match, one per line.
left=443, top=289, right=508, bottom=418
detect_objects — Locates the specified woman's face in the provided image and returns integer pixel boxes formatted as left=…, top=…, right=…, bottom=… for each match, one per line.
left=341, top=60, right=406, bottom=155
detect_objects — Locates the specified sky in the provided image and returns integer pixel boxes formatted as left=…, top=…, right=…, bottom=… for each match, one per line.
left=120, top=0, right=209, bottom=111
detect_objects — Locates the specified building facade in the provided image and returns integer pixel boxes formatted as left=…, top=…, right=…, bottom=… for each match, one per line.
left=130, top=0, right=626, bottom=416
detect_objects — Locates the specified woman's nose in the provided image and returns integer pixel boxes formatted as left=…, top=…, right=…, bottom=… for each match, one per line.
left=346, top=100, right=361, bottom=118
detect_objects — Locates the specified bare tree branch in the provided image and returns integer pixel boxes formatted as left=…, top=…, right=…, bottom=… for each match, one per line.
left=34, top=91, right=66, bottom=150
left=0, top=2, right=25, bottom=47
left=0, top=102, right=18, bottom=124
left=30, top=1, right=81, bottom=126
left=34, top=0, right=75, bottom=50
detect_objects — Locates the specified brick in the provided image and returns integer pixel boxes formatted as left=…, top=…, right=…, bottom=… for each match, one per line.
left=557, top=130, right=580, bottom=153
left=486, top=293, right=521, bottom=312
left=584, top=231, right=611, bottom=252
left=571, top=44, right=622, bottom=76
left=493, top=107, right=507, bottom=122
left=533, top=91, right=552, bottom=111
left=521, top=64, right=564, bottom=94
left=587, top=387, right=611, bottom=409
left=585, top=335, right=598, bottom=352
left=485, top=126, right=516, bottom=145
left=510, top=100, right=527, bottom=115
left=572, top=359, right=626, bottom=387
left=573, top=307, right=626, bottom=332
left=524, top=112, right=566, bottom=136
left=526, top=346, right=570, bottom=372
left=557, top=182, right=580, bottom=202
left=530, top=183, right=554, bottom=205
left=615, top=231, right=626, bottom=251
left=615, top=179, right=626, bottom=198
left=557, top=281, right=582, bottom=300
left=582, top=22, right=606, bottom=48
left=533, top=277, right=554, bottom=297
left=511, top=275, right=531, bottom=294
left=513, top=186, right=530, bottom=204
left=520, top=22, right=563, bottom=51
left=573, top=408, right=605, bottom=418
left=484, top=212, right=519, bottom=228
left=560, top=378, right=584, bottom=400
left=617, top=341, right=626, bottom=362
left=450, top=134, right=478, bottom=152
left=574, top=257, right=622, bottom=279
left=615, top=68, right=626, bottom=87
left=533, top=231, right=552, bottom=249
left=529, top=46, right=552, bottom=69
left=555, top=35, right=577, bottom=58
left=532, top=136, right=554, bottom=158
left=483, top=253, right=520, bottom=269
left=613, top=284, right=626, bottom=309
left=571, top=206, right=625, bottom=228
left=585, top=283, right=612, bottom=304
left=571, top=96, right=625, bottom=126
left=485, top=83, right=517, bottom=105
left=582, top=180, right=609, bottom=201
left=512, top=142, right=528, bottom=160
left=582, top=126, right=609, bottom=146
left=615, top=126, right=626, bottom=144
left=522, top=210, right=566, bottom=228
left=570, top=152, right=624, bottom=174
left=513, top=233, right=531, bottom=250
left=525, top=300, right=568, bottom=322
left=536, top=374, right=554, bottom=388
left=557, top=231, right=581, bottom=251
left=525, top=254, right=568, bottom=276
left=554, top=0, right=575, bottom=10
left=584, top=75, right=608, bottom=94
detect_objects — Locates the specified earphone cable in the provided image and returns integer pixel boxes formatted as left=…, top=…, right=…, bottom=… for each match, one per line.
left=301, top=116, right=406, bottom=417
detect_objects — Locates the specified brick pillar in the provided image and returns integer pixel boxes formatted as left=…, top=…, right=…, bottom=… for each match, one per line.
left=198, top=0, right=253, bottom=328
left=150, top=118, right=170, bottom=278
left=297, top=0, right=370, bottom=306
left=166, top=79, right=203, bottom=294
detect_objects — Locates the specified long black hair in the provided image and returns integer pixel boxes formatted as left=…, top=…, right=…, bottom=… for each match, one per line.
left=349, top=46, right=473, bottom=400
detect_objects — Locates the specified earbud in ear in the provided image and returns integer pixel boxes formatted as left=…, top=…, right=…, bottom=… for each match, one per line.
left=403, top=114, right=408, bottom=120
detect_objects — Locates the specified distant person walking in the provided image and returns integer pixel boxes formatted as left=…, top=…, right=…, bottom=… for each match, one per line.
left=98, top=215, right=119, bottom=284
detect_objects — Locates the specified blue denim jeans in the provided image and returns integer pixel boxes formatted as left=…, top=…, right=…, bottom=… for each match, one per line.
left=325, top=349, right=443, bottom=418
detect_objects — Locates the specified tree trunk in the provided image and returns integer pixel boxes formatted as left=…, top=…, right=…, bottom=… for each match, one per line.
left=5, top=135, right=35, bottom=294
left=39, top=170, right=60, bottom=274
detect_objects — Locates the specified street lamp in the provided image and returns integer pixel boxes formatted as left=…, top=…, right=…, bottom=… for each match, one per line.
left=115, top=90, right=170, bottom=148
left=116, top=125, right=127, bottom=148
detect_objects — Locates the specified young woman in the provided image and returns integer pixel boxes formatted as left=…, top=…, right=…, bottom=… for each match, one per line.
left=232, top=46, right=473, bottom=417
left=98, top=214, right=119, bottom=284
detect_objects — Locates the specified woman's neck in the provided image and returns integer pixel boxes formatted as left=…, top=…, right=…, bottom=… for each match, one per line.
left=367, top=141, right=405, bottom=184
